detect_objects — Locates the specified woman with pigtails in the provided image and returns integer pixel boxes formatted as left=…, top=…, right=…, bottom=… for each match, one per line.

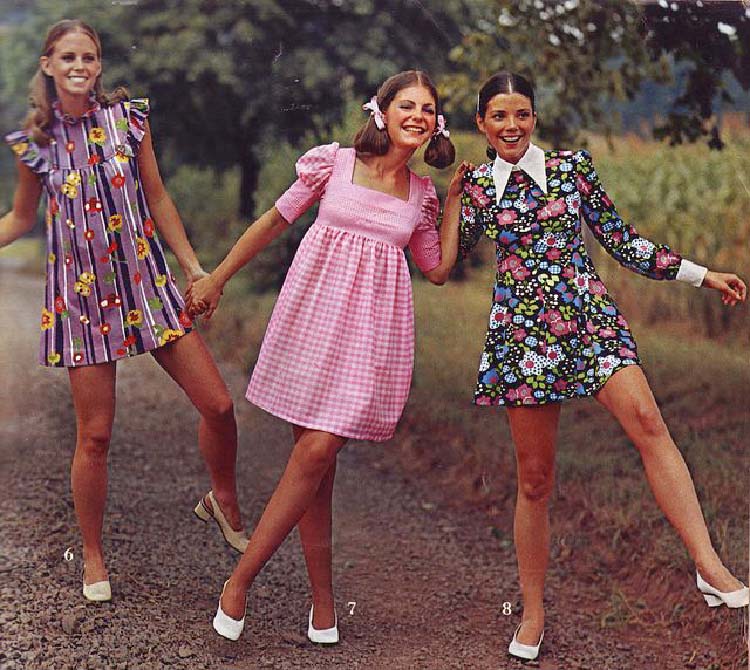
left=187, top=69, right=467, bottom=643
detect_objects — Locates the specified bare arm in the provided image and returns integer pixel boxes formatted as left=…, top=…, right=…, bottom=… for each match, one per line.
left=186, top=206, right=290, bottom=319
left=422, top=161, right=471, bottom=285
left=0, top=159, right=42, bottom=248
left=137, top=121, right=205, bottom=284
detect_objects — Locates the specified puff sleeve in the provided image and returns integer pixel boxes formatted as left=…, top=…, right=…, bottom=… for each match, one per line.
left=575, top=149, right=683, bottom=281
left=126, top=97, right=150, bottom=151
left=4, top=130, right=49, bottom=176
left=407, top=177, right=442, bottom=273
left=275, top=142, right=339, bottom=224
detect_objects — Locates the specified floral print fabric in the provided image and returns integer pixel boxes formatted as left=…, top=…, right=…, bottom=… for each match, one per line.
left=5, top=98, right=191, bottom=367
left=460, top=149, right=682, bottom=406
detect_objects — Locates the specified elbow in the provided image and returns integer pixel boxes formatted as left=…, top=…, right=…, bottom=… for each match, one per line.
left=425, top=266, right=451, bottom=286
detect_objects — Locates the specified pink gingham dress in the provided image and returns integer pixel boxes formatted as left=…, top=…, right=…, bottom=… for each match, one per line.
left=245, top=142, right=441, bottom=441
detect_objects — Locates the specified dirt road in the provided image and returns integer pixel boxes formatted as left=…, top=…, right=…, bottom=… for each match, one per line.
left=1, top=268, right=745, bottom=670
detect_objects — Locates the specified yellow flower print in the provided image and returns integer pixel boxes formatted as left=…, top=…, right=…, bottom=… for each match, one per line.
left=115, top=149, right=130, bottom=163
left=160, top=328, right=184, bottom=346
left=61, top=183, right=78, bottom=199
left=66, top=171, right=82, bottom=186
left=136, top=237, right=150, bottom=260
left=79, top=271, right=96, bottom=285
left=41, top=307, right=54, bottom=330
left=74, top=282, right=91, bottom=297
left=89, top=127, right=106, bottom=145
left=126, top=309, right=143, bottom=328
left=11, top=141, right=29, bottom=156
left=108, top=214, right=123, bottom=233
left=48, top=252, right=56, bottom=264
left=47, top=352, right=61, bottom=364
left=155, top=274, right=167, bottom=288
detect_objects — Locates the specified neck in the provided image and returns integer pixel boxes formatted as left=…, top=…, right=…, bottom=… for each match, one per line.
left=56, top=90, right=91, bottom=118
left=366, top=144, right=415, bottom=176
left=497, top=143, right=532, bottom=165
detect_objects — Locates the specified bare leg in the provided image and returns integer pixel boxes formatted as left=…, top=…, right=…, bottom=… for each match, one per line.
left=294, top=425, right=338, bottom=629
left=68, top=362, right=117, bottom=585
left=507, top=403, right=561, bottom=646
left=595, top=365, right=743, bottom=591
left=220, top=428, right=347, bottom=618
left=153, top=331, right=242, bottom=530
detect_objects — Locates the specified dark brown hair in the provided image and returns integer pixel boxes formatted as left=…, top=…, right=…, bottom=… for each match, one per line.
left=476, top=72, right=535, bottom=160
left=354, top=70, right=455, bottom=169
left=24, top=19, right=129, bottom=146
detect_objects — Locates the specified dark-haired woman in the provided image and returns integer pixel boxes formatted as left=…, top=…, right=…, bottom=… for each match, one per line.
left=451, top=72, right=747, bottom=660
left=1, top=20, right=249, bottom=602
left=188, top=70, right=466, bottom=642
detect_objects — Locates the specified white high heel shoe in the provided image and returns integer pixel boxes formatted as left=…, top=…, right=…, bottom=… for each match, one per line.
left=194, top=491, right=248, bottom=553
left=696, top=571, right=749, bottom=608
left=212, top=580, right=246, bottom=641
left=508, top=623, right=544, bottom=660
left=307, top=606, right=339, bottom=644
left=82, top=566, right=111, bottom=602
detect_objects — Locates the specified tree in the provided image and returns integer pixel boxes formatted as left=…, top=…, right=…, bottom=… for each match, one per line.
left=443, top=0, right=749, bottom=149
left=0, top=0, right=475, bottom=216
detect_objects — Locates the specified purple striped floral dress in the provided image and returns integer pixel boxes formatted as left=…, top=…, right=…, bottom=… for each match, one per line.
left=5, top=97, right=191, bottom=367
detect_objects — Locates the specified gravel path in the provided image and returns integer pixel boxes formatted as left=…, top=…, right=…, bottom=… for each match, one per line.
left=1, top=268, right=746, bottom=670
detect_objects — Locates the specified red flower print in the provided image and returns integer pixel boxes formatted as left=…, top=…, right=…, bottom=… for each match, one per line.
left=497, top=210, right=517, bottom=226
left=66, top=141, right=75, bottom=152
left=54, top=296, right=66, bottom=314
left=178, top=311, right=193, bottom=329
left=576, top=175, right=592, bottom=195
left=116, top=348, right=127, bottom=356
left=143, top=218, right=155, bottom=238
left=466, top=184, right=491, bottom=207
left=100, top=322, right=111, bottom=335
left=73, top=352, right=84, bottom=364
left=546, top=247, right=561, bottom=261
left=123, top=335, right=137, bottom=347
left=88, top=154, right=101, bottom=166
left=84, top=229, right=95, bottom=241
left=655, top=248, right=679, bottom=269
left=65, top=253, right=73, bottom=267
left=85, top=198, right=102, bottom=214
left=134, top=272, right=142, bottom=285
left=50, top=198, right=59, bottom=216
left=110, top=174, right=125, bottom=189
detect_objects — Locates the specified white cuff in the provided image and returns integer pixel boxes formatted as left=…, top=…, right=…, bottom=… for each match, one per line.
left=675, top=259, right=708, bottom=287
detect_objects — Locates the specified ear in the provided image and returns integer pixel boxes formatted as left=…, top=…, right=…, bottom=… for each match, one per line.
left=40, top=55, right=51, bottom=76
left=476, top=113, right=486, bottom=134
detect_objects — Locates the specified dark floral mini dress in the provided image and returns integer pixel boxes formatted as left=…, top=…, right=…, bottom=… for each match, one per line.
left=459, top=150, right=683, bottom=406
left=5, top=97, right=191, bottom=368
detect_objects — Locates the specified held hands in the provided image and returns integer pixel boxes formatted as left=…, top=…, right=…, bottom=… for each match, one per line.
left=702, top=271, right=747, bottom=307
left=447, top=161, right=474, bottom=198
left=185, top=273, right=224, bottom=321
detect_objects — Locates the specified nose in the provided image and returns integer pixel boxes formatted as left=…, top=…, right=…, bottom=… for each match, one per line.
left=506, top=115, right=519, bottom=130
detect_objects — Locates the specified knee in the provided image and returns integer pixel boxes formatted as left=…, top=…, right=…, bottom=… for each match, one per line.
left=295, top=440, right=338, bottom=477
left=518, top=462, right=554, bottom=503
left=199, top=392, right=235, bottom=424
left=632, top=401, right=667, bottom=441
left=77, top=425, right=112, bottom=459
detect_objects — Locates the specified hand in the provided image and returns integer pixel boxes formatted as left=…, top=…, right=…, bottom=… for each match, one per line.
left=702, top=270, right=747, bottom=306
left=184, top=266, right=210, bottom=292
left=447, top=160, right=474, bottom=198
left=185, top=274, right=224, bottom=320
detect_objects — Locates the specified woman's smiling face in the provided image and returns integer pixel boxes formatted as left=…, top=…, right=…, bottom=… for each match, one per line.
left=383, top=85, right=437, bottom=150
left=477, top=92, right=536, bottom=164
left=40, top=30, right=101, bottom=102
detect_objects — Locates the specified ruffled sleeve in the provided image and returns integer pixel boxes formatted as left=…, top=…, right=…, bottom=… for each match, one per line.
left=275, top=142, right=339, bottom=224
left=4, top=130, right=49, bottom=176
left=407, top=177, right=442, bottom=273
left=126, top=97, right=150, bottom=149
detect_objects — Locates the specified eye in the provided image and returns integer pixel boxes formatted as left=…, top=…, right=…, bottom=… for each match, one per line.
left=62, top=54, right=75, bottom=61
left=84, top=55, right=97, bottom=62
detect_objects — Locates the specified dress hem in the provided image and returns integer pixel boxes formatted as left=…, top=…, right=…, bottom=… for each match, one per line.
left=471, top=358, right=640, bottom=407
left=245, top=392, right=394, bottom=443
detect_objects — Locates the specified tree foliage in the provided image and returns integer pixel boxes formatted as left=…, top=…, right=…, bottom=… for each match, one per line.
left=444, top=0, right=749, bottom=149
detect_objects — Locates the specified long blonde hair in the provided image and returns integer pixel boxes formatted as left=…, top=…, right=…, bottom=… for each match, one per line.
left=25, top=19, right=129, bottom=146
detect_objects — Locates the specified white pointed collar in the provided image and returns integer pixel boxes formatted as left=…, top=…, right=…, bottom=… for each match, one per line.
left=492, top=143, right=547, bottom=203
